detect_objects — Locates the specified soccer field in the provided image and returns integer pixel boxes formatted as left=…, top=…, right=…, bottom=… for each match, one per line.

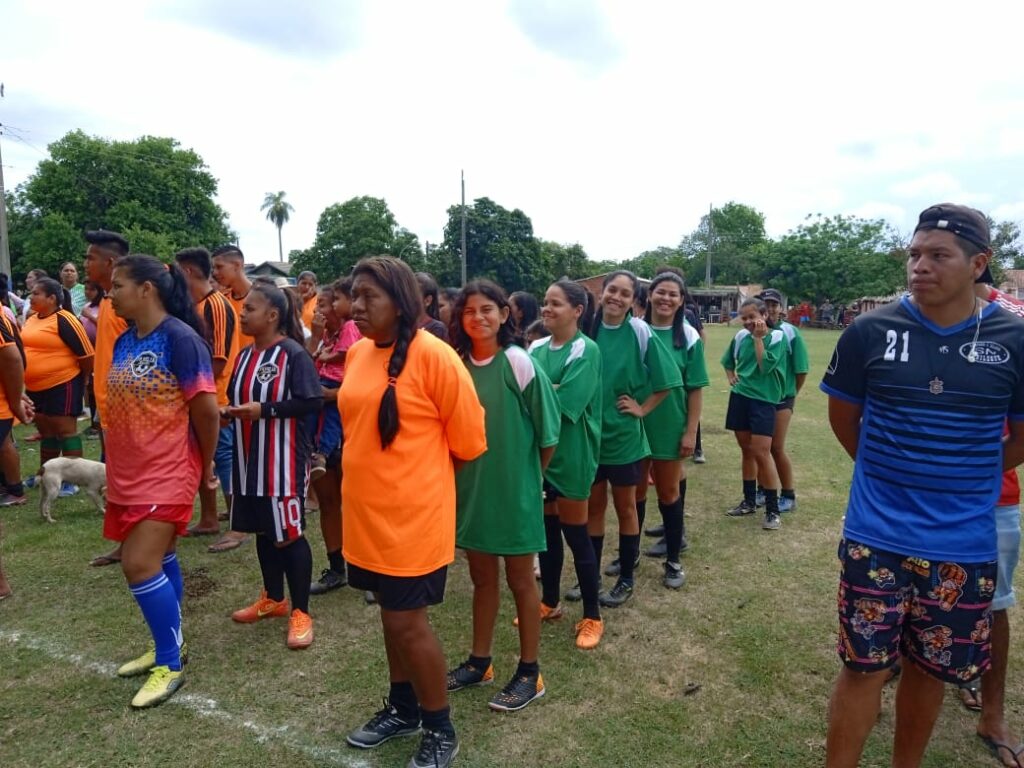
left=1, top=325, right=1017, bottom=768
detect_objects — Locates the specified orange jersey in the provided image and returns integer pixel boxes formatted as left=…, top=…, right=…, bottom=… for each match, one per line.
left=93, top=297, right=129, bottom=421
left=339, top=330, right=487, bottom=577
left=196, top=289, right=238, bottom=407
left=227, top=290, right=255, bottom=350
left=301, top=296, right=317, bottom=331
left=22, top=310, right=94, bottom=391
left=0, top=311, right=23, bottom=420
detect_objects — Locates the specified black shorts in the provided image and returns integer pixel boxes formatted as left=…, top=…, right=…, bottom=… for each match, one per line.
left=593, top=460, right=643, bottom=488
left=27, top=377, right=84, bottom=417
left=776, top=397, right=795, bottom=412
left=542, top=481, right=563, bottom=505
left=0, top=418, right=11, bottom=445
left=347, top=563, right=448, bottom=611
left=725, top=392, right=776, bottom=437
left=230, top=495, right=305, bottom=543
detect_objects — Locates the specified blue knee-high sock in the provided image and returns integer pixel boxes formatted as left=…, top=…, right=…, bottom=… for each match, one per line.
left=129, top=573, right=183, bottom=671
left=162, top=552, right=184, bottom=605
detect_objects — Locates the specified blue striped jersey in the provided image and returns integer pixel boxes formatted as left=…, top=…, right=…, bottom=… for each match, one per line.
left=821, top=296, right=1024, bottom=562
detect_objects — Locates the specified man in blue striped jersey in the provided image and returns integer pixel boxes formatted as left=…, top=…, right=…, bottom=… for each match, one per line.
left=821, top=204, right=1024, bottom=768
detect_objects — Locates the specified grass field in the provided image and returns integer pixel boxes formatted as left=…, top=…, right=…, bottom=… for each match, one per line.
left=1, top=324, right=1020, bottom=768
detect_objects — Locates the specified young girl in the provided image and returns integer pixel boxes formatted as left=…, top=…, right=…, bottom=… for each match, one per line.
left=637, top=272, right=709, bottom=588
left=721, top=297, right=786, bottom=530
left=446, top=280, right=560, bottom=712
left=307, top=285, right=343, bottom=480
left=585, top=271, right=681, bottom=607
left=226, top=282, right=323, bottom=650
left=509, top=291, right=539, bottom=347
left=104, top=256, right=220, bottom=708
left=530, top=281, right=604, bottom=648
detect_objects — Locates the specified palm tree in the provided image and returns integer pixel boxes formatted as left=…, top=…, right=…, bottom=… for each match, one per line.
left=261, top=191, right=294, bottom=261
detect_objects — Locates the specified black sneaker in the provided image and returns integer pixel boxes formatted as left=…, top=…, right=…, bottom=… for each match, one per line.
left=726, top=500, right=756, bottom=517
left=603, top=553, right=640, bottom=577
left=644, top=523, right=665, bottom=538
left=346, top=699, right=421, bottom=748
left=644, top=537, right=667, bottom=557
left=763, top=512, right=781, bottom=531
left=565, top=581, right=605, bottom=601
left=599, top=579, right=634, bottom=608
left=488, top=672, right=545, bottom=712
left=409, top=729, right=459, bottom=768
left=446, top=660, right=494, bottom=692
left=310, top=568, right=347, bottom=595
left=663, top=561, right=686, bottom=589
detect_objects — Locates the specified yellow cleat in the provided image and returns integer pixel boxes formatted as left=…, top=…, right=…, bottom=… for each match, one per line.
left=117, top=642, right=189, bottom=678
left=130, top=665, right=185, bottom=709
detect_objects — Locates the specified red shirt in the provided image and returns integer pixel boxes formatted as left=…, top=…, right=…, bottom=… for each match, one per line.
left=990, top=287, right=1024, bottom=505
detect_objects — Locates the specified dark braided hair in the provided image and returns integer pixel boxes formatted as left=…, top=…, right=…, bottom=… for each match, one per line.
left=250, top=279, right=305, bottom=346
left=352, top=257, right=424, bottom=449
left=34, top=277, right=73, bottom=313
left=645, top=272, right=689, bottom=349
left=586, top=270, right=637, bottom=339
left=115, top=255, right=205, bottom=338
left=450, top=279, right=515, bottom=360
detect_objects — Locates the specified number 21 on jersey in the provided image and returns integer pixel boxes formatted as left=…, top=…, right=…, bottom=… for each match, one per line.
left=884, top=329, right=910, bottom=362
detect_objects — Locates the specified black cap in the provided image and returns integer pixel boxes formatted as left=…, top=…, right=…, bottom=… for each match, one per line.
left=758, top=288, right=784, bottom=304
left=914, top=203, right=992, bottom=284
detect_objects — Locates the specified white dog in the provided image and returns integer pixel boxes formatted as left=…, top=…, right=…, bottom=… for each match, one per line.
left=37, top=457, right=107, bottom=523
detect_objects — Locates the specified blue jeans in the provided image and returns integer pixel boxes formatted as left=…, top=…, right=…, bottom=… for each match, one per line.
left=993, top=504, right=1021, bottom=611
left=214, top=425, right=234, bottom=494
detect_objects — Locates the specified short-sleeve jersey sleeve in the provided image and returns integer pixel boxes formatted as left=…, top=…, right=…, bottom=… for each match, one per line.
left=522, top=358, right=561, bottom=449
left=643, top=329, right=683, bottom=392
left=720, top=337, right=737, bottom=370
left=56, top=312, right=95, bottom=359
left=544, top=338, right=601, bottom=425
left=684, top=337, right=710, bottom=390
left=169, top=325, right=216, bottom=402
left=427, top=336, right=487, bottom=461
left=289, top=343, right=325, bottom=400
left=820, top=323, right=867, bottom=404
left=792, top=329, right=810, bottom=375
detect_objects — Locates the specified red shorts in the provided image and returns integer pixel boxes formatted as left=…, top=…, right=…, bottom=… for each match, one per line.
left=104, top=502, right=193, bottom=542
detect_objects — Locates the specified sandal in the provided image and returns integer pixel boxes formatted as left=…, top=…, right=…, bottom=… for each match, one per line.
left=184, top=526, right=220, bottom=537
left=978, top=735, right=1024, bottom=768
left=959, top=679, right=983, bottom=712
left=208, top=534, right=249, bottom=553
left=89, top=554, right=121, bottom=567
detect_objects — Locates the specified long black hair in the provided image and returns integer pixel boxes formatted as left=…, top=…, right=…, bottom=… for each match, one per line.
left=509, top=291, right=539, bottom=329
left=85, top=281, right=105, bottom=307
left=115, top=255, right=204, bottom=338
left=415, top=271, right=442, bottom=320
left=450, top=279, right=515, bottom=360
left=550, top=279, right=594, bottom=334
left=250, top=279, right=306, bottom=346
left=352, top=257, right=424, bottom=450
left=35, top=277, right=73, bottom=313
left=645, top=272, right=689, bottom=349
left=586, top=270, right=637, bottom=339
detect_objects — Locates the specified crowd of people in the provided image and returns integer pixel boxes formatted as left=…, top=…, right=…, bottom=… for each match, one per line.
left=0, top=201, right=1021, bottom=768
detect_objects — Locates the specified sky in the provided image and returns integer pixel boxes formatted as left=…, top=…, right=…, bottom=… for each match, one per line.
left=3, top=0, right=1024, bottom=265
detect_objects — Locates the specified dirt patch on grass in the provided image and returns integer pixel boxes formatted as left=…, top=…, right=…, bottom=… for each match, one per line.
left=183, top=567, right=218, bottom=600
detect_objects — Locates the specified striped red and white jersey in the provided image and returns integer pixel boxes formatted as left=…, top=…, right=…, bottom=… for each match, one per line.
left=228, top=337, right=322, bottom=498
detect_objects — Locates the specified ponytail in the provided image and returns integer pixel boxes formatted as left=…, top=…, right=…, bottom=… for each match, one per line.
left=115, top=255, right=205, bottom=338
left=552, top=280, right=593, bottom=336
left=250, top=280, right=305, bottom=346
left=35, top=277, right=74, bottom=313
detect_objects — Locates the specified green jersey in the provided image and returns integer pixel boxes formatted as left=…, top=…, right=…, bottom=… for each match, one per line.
left=456, top=345, right=560, bottom=555
left=721, top=328, right=785, bottom=404
left=530, top=331, right=602, bottom=500
left=593, top=317, right=682, bottom=465
left=773, top=320, right=810, bottom=399
left=643, top=322, right=710, bottom=460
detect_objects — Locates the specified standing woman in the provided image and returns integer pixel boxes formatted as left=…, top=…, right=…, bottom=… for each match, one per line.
left=721, top=297, right=786, bottom=530
left=226, top=282, right=322, bottom=650
left=446, top=280, right=560, bottom=712
left=21, top=278, right=94, bottom=471
left=637, top=272, right=709, bottom=588
left=341, top=257, right=485, bottom=768
left=509, top=291, right=538, bottom=347
left=585, top=271, right=681, bottom=607
left=104, top=256, right=220, bottom=708
left=60, top=262, right=87, bottom=316
left=530, top=280, right=605, bottom=649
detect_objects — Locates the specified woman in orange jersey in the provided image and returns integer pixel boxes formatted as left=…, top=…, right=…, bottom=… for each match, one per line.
left=340, top=257, right=486, bottom=768
left=22, top=278, right=94, bottom=471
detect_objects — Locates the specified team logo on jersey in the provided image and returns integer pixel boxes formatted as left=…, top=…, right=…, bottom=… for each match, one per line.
left=255, top=362, right=280, bottom=384
left=960, top=341, right=1010, bottom=365
left=130, top=351, right=159, bottom=378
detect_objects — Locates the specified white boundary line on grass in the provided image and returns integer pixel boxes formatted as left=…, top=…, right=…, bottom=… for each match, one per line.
left=0, top=628, right=370, bottom=768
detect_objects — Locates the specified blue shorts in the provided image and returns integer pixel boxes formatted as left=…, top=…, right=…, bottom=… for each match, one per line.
left=994, top=504, right=1021, bottom=611
left=316, top=377, right=342, bottom=456
left=836, top=538, right=996, bottom=683
left=214, top=425, right=234, bottom=493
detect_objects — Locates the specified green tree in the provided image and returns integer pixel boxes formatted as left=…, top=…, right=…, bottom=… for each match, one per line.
left=990, top=219, right=1023, bottom=278
left=539, top=240, right=592, bottom=280
left=618, top=246, right=684, bottom=278
left=290, top=196, right=421, bottom=280
left=678, top=202, right=767, bottom=285
left=759, top=214, right=904, bottom=303
left=8, top=130, right=232, bottom=277
left=261, top=191, right=294, bottom=261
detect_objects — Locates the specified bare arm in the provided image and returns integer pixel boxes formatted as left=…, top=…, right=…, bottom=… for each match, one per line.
left=1004, top=420, right=1024, bottom=471
left=828, top=397, right=862, bottom=460
left=540, top=445, right=555, bottom=471
left=0, top=346, right=30, bottom=422
left=188, top=392, right=222, bottom=490
left=795, top=373, right=807, bottom=393
left=617, top=389, right=670, bottom=418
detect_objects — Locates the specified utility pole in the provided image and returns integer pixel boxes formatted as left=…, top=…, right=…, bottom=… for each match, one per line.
left=0, top=94, right=11, bottom=278
left=460, top=170, right=468, bottom=287
left=704, top=202, right=713, bottom=288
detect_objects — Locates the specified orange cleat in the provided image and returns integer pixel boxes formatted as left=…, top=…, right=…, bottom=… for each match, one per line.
left=287, top=609, right=314, bottom=650
left=574, top=618, right=604, bottom=650
left=231, top=591, right=289, bottom=624
left=513, top=601, right=564, bottom=627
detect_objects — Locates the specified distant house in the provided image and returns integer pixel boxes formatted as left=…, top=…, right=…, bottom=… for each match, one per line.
left=245, top=261, right=293, bottom=281
left=575, top=272, right=651, bottom=301
left=999, top=269, right=1024, bottom=299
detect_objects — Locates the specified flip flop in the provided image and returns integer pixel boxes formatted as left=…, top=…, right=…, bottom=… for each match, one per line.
left=183, top=526, right=220, bottom=537
left=208, top=535, right=248, bottom=553
left=0, top=591, right=12, bottom=601
left=978, top=734, right=1024, bottom=768
left=959, top=679, right=983, bottom=712
left=89, top=554, right=121, bottom=567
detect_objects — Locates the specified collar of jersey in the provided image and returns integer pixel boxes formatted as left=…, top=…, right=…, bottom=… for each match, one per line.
left=899, top=294, right=1000, bottom=336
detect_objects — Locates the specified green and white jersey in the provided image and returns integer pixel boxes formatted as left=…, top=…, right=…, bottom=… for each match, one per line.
left=643, top=321, right=710, bottom=460
left=720, top=328, right=785, bottom=404
left=593, top=317, right=683, bottom=465
left=773, top=320, right=810, bottom=399
left=530, top=331, right=602, bottom=500
left=456, top=345, right=560, bottom=555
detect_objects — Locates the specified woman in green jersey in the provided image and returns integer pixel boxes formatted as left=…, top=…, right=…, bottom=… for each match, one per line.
left=638, top=272, right=709, bottom=588
left=585, top=271, right=682, bottom=608
left=721, top=297, right=786, bottom=530
left=530, top=280, right=605, bottom=650
left=446, top=280, right=561, bottom=712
